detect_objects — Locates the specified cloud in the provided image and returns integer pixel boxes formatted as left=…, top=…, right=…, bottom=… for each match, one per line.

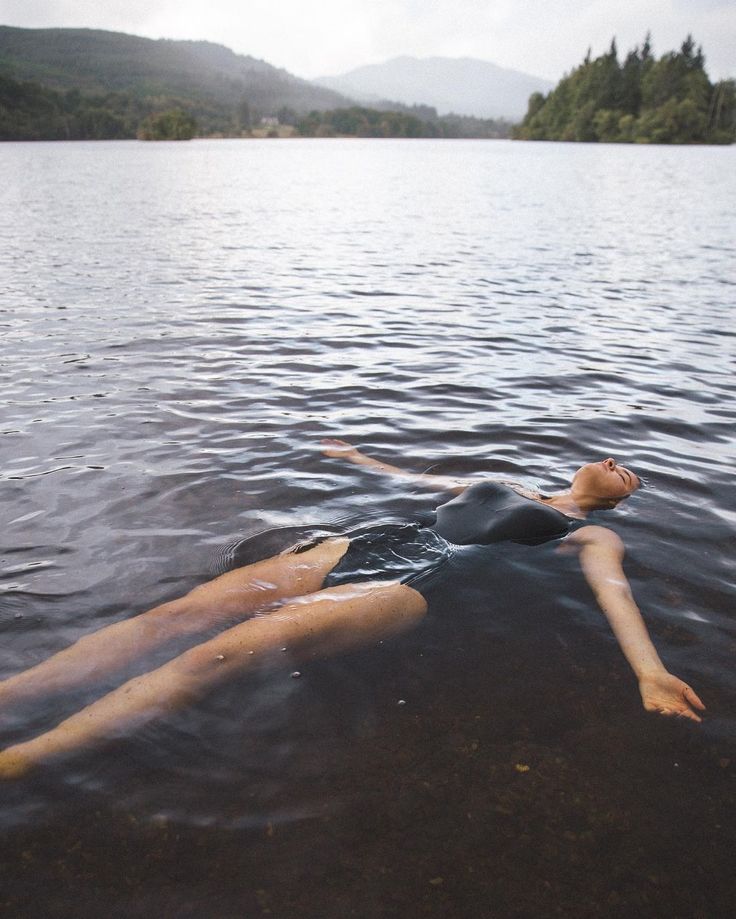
left=1, top=0, right=157, bottom=32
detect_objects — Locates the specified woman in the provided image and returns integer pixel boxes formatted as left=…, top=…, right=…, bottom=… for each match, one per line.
left=0, top=441, right=705, bottom=779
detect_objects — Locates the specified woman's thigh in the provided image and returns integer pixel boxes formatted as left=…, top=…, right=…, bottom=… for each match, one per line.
left=184, top=537, right=350, bottom=616
left=183, top=578, right=429, bottom=674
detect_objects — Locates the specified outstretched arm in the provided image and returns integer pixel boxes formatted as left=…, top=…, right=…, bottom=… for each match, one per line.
left=567, top=525, right=705, bottom=722
left=321, top=439, right=498, bottom=494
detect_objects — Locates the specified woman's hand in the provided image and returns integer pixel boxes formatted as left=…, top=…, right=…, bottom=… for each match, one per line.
left=638, top=671, right=706, bottom=722
left=320, top=438, right=359, bottom=459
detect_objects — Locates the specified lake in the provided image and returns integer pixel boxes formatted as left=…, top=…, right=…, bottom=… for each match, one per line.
left=1, top=137, right=735, bottom=917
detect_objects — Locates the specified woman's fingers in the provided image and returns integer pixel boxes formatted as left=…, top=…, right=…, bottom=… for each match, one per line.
left=320, top=438, right=355, bottom=456
left=321, top=438, right=351, bottom=448
left=684, top=685, right=706, bottom=710
left=651, top=700, right=702, bottom=723
left=641, top=677, right=705, bottom=723
left=675, top=707, right=702, bottom=723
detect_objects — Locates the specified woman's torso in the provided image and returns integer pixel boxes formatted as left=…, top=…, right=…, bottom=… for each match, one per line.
left=320, top=482, right=573, bottom=594
left=429, top=480, right=572, bottom=546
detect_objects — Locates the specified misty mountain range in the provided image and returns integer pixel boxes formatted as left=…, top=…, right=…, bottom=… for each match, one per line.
left=0, top=26, right=547, bottom=123
left=317, top=56, right=553, bottom=121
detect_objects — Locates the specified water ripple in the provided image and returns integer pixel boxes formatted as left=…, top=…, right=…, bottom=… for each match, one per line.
left=0, top=138, right=734, bottom=836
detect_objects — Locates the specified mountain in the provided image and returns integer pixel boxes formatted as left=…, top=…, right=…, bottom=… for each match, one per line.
left=0, top=27, right=515, bottom=141
left=316, top=56, right=554, bottom=121
left=0, top=25, right=351, bottom=128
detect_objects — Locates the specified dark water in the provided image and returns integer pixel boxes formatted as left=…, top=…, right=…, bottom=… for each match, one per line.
left=1, top=138, right=735, bottom=917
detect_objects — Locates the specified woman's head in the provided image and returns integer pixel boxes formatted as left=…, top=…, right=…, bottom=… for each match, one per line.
left=570, top=458, right=640, bottom=509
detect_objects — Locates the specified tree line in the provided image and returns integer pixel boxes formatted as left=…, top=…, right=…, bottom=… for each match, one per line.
left=0, top=74, right=198, bottom=140
left=513, top=35, right=735, bottom=144
left=4, top=34, right=732, bottom=145
left=0, top=73, right=510, bottom=141
left=292, top=106, right=510, bottom=139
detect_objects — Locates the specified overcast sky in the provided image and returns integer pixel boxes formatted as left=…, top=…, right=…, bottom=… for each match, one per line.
left=1, top=0, right=733, bottom=81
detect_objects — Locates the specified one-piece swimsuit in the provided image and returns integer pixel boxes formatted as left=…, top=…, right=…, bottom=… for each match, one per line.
left=319, top=481, right=573, bottom=597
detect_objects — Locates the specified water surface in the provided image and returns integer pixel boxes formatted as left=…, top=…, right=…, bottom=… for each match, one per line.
left=1, top=138, right=735, bottom=917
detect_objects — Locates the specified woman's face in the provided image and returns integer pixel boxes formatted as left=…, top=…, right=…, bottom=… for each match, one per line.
left=572, top=458, right=640, bottom=500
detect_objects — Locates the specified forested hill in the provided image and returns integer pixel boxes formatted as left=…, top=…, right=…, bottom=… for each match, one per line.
left=0, top=25, right=351, bottom=131
left=0, top=25, right=511, bottom=140
left=513, top=35, right=735, bottom=144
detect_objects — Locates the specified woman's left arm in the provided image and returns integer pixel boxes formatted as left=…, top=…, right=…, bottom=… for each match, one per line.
left=320, top=439, right=487, bottom=493
left=566, top=525, right=706, bottom=722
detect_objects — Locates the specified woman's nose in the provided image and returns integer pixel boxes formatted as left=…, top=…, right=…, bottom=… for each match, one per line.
left=604, top=457, right=616, bottom=469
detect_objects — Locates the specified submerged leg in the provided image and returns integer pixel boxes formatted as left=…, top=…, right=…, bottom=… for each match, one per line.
left=0, top=580, right=427, bottom=779
left=0, top=539, right=349, bottom=711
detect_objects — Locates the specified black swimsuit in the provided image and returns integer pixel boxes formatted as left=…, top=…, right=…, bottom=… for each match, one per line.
left=320, top=482, right=572, bottom=596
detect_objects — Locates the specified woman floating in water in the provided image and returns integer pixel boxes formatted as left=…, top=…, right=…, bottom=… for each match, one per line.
left=0, top=440, right=705, bottom=779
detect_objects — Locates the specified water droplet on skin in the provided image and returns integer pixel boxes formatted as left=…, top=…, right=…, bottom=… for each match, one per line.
left=280, top=647, right=287, bottom=652
left=397, top=699, right=406, bottom=706
left=291, top=671, right=301, bottom=679
left=215, top=654, right=225, bottom=662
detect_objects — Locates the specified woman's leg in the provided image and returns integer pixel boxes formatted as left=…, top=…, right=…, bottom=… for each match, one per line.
left=0, top=539, right=350, bottom=711
left=0, top=580, right=427, bottom=779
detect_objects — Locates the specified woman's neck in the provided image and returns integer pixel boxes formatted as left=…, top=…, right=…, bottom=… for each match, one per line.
left=541, top=491, right=589, bottom=519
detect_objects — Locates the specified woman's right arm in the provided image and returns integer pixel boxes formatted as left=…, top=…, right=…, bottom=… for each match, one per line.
left=320, top=439, right=486, bottom=494
left=568, top=525, right=706, bottom=722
